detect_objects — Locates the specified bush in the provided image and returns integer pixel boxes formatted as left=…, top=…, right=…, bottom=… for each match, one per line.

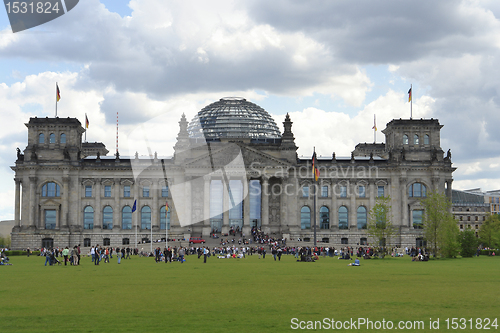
left=458, top=229, right=477, bottom=257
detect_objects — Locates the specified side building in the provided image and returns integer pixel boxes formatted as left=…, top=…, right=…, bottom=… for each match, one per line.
left=11, top=98, right=455, bottom=250
left=451, top=189, right=489, bottom=237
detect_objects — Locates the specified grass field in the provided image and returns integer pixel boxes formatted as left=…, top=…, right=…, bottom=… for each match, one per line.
left=1, top=254, right=499, bottom=332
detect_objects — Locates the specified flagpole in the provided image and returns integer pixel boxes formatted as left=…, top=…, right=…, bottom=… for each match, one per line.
left=55, top=82, right=57, bottom=117
left=84, top=113, right=87, bottom=142
left=313, top=147, right=317, bottom=248
left=373, top=114, right=376, bottom=143
left=134, top=200, right=137, bottom=249
left=410, top=84, right=413, bottom=119
left=161, top=160, right=169, bottom=251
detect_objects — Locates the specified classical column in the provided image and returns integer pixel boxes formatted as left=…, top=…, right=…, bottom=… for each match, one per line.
left=243, top=177, right=250, bottom=234
left=14, top=178, right=21, bottom=228
left=261, top=178, right=269, bottom=229
left=369, top=181, right=376, bottom=211
left=152, top=180, right=159, bottom=231
left=286, top=177, right=298, bottom=232
left=400, top=178, right=408, bottom=227
left=331, top=181, right=337, bottom=230
left=94, top=179, right=101, bottom=230
left=222, top=177, right=229, bottom=230
left=29, top=176, right=37, bottom=228
left=184, top=176, right=192, bottom=228
left=349, top=182, right=356, bottom=229
left=61, top=176, right=70, bottom=229
left=113, top=178, right=120, bottom=229
left=203, top=176, right=211, bottom=227
left=134, top=180, right=140, bottom=232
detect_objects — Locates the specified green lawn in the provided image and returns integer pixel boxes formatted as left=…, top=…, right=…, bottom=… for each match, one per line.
left=1, top=254, right=498, bottom=332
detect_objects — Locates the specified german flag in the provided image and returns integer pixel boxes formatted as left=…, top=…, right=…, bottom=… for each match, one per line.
left=85, top=114, right=89, bottom=129
left=56, top=84, right=61, bottom=102
left=312, top=151, right=320, bottom=181
left=166, top=201, right=169, bottom=213
left=408, top=87, right=412, bottom=102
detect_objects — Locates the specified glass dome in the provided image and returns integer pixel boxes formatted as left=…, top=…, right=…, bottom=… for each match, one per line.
left=187, top=98, right=281, bottom=140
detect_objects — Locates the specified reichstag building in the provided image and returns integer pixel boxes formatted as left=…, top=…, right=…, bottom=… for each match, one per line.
left=10, top=98, right=455, bottom=250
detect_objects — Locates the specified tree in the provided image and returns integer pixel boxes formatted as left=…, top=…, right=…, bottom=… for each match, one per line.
left=0, top=235, right=11, bottom=248
left=367, top=196, right=396, bottom=257
left=478, top=214, right=500, bottom=255
left=421, top=191, right=459, bottom=258
left=457, top=229, right=477, bottom=257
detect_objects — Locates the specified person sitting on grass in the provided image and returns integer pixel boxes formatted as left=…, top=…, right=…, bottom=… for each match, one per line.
left=348, top=258, right=360, bottom=266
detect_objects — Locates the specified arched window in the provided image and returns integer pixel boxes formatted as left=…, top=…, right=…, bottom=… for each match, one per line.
left=42, top=182, right=60, bottom=197
left=339, top=206, right=348, bottom=230
left=60, top=133, right=66, bottom=144
left=141, top=206, right=151, bottom=230
left=39, top=133, right=45, bottom=143
left=49, top=133, right=55, bottom=143
left=357, top=206, right=367, bottom=229
left=320, top=206, right=329, bottom=229
left=122, top=206, right=132, bottom=230
left=300, top=206, right=311, bottom=229
left=414, top=134, right=419, bottom=145
left=103, top=206, right=113, bottom=230
left=302, top=185, right=309, bottom=197
left=84, top=206, right=94, bottom=229
left=403, top=134, right=408, bottom=145
left=424, top=134, right=430, bottom=145
left=160, top=205, right=171, bottom=230
left=103, top=238, right=110, bottom=246
left=408, top=183, right=427, bottom=197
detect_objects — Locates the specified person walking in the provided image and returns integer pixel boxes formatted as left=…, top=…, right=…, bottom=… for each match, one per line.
left=44, top=248, right=52, bottom=266
left=179, top=247, right=185, bottom=263
left=62, top=247, right=69, bottom=266
left=73, top=246, right=79, bottom=266
left=90, top=246, right=95, bottom=264
left=94, top=245, right=100, bottom=265
left=116, top=247, right=121, bottom=264
left=126, top=247, right=131, bottom=259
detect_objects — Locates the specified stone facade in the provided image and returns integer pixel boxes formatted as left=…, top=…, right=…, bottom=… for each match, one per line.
left=10, top=111, right=455, bottom=250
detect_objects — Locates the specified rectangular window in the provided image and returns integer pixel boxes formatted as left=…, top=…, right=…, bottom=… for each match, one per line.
left=143, top=186, right=150, bottom=198
left=321, top=186, right=328, bottom=198
left=377, top=186, right=385, bottom=197
left=358, top=186, right=366, bottom=198
left=413, top=210, right=424, bottom=229
left=45, top=210, right=56, bottom=230
left=340, top=186, right=347, bottom=198
left=104, top=185, right=111, bottom=197
left=124, top=185, right=131, bottom=198
left=161, top=186, right=169, bottom=197
left=85, top=185, right=92, bottom=197
left=302, top=186, right=309, bottom=197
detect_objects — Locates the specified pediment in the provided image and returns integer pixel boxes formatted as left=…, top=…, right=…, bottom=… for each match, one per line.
left=183, top=143, right=292, bottom=169
left=40, top=198, right=61, bottom=207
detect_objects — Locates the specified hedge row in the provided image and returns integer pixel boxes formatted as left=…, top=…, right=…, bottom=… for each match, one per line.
left=479, top=249, right=498, bottom=256
left=3, top=250, right=41, bottom=256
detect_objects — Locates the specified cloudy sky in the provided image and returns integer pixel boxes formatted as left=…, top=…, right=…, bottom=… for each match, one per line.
left=1, top=0, right=500, bottom=220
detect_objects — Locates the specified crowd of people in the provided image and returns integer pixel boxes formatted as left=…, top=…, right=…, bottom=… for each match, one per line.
left=19, top=239, right=499, bottom=267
